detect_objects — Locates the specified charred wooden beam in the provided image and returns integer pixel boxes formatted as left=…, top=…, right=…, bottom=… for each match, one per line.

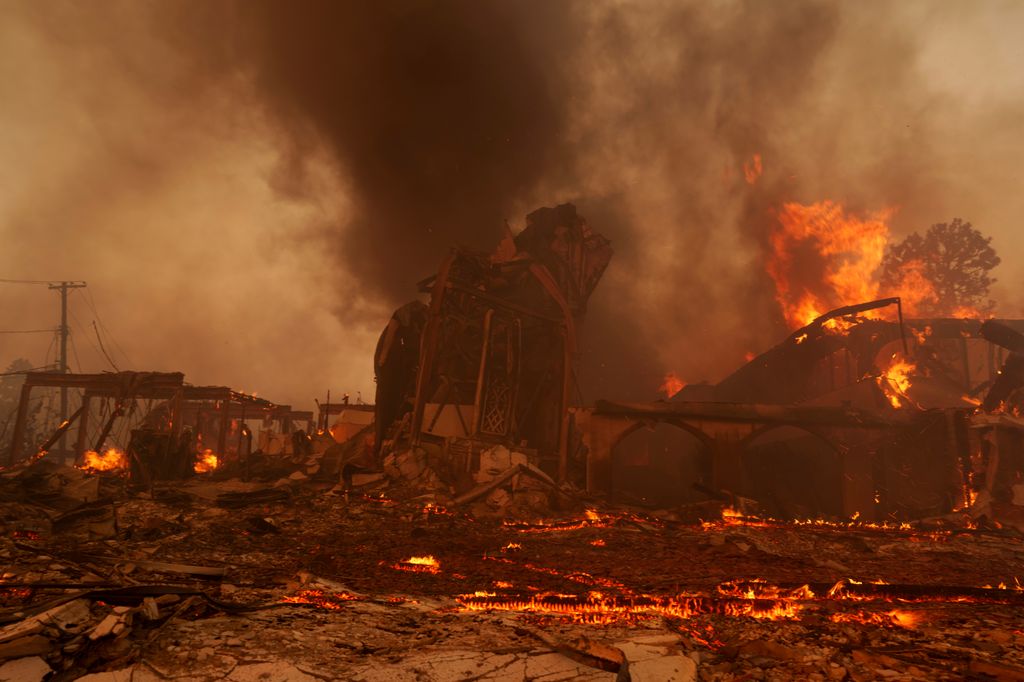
left=593, top=399, right=916, bottom=428
left=37, top=405, right=85, bottom=456
left=981, top=319, right=1024, bottom=354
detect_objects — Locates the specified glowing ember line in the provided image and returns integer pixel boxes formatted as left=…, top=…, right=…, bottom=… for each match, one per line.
left=281, top=589, right=360, bottom=610
left=457, top=591, right=804, bottom=625
left=708, top=507, right=917, bottom=533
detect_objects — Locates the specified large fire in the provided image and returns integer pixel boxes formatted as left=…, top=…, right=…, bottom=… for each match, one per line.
left=194, top=449, right=220, bottom=474
left=80, top=447, right=127, bottom=472
left=767, top=200, right=986, bottom=329
left=768, top=201, right=891, bottom=329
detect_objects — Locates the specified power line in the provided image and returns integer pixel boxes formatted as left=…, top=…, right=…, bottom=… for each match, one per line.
left=92, top=321, right=119, bottom=372
left=0, top=278, right=58, bottom=285
left=68, top=308, right=103, bottom=364
left=81, top=289, right=132, bottom=366
left=0, top=365, right=56, bottom=377
left=0, top=329, right=58, bottom=334
left=68, top=332, right=83, bottom=374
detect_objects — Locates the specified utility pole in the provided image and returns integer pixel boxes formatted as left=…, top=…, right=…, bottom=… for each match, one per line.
left=48, top=281, right=86, bottom=463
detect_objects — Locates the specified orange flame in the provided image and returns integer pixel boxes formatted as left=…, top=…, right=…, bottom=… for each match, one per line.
left=80, top=448, right=127, bottom=472
left=878, top=354, right=916, bottom=409
left=392, top=555, right=441, bottom=574
left=658, top=372, right=686, bottom=398
left=194, top=449, right=220, bottom=474
left=768, top=201, right=891, bottom=329
left=767, top=200, right=993, bottom=329
left=280, top=589, right=360, bottom=610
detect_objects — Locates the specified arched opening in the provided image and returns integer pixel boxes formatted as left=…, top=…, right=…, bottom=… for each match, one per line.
left=740, top=426, right=842, bottom=518
left=610, top=421, right=711, bottom=507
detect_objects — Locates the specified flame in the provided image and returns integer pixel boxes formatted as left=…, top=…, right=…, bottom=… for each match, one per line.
left=890, top=260, right=938, bottom=315
left=949, top=304, right=988, bottom=320
left=767, top=200, right=986, bottom=330
left=658, top=372, right=686, bottom=398
left=280, top=589, right=360, bottom=610
left=711, top=507, right=916, bottom=533
left=503, top=509, right=643, bottom=534
left=194, top=449, right=220, bottom=474
left=911, top=325, right=932, bottom=345
left=458, top=580, right=811, bottom=625
left=743, top=153, right=763, bottom=185
left=877, top=354, right=916, bottom=409
left=392, top=555, right=441, bottom=574
left=80, top=447, right=127, bottom=472
left=768, top=201, right=891, bottom=329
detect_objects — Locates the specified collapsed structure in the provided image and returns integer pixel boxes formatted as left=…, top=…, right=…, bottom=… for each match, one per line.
left=367, top=210, right=1024, bottom=525
left=372, top=204, right=611, bottom=506
left=582, top=301, right=1024, bottom=523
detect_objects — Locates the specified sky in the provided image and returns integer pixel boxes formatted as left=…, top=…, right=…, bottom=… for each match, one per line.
left=1, top=0, right=1022, bottom=409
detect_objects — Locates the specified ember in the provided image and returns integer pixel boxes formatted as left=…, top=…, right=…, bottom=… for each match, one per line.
left=281, top=589, right=360, bottom=610
left=458, top=582, right=809, bottom=625
left=392, top=555, right=441, bottom=574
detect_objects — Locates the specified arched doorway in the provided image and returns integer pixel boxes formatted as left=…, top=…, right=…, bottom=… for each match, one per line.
left=610, top=422, right=711, bottom=507
left=740, top=426, right=842, bottom=518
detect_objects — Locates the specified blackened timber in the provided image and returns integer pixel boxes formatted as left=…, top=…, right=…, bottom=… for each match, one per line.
left=593, top=399, right=918, bottom=428
left=20, top=371, right=184, bottom=396
left=981, top=319, right=1024, bottom=354
left=37, top=405, right=85, bottom=454
left=446, top=282, right=564, bottom=323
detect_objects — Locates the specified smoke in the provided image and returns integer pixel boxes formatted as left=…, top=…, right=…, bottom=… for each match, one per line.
left=2, top=0, right=1023, bottom=407
left=230, top=1, right=577, bottom=305
left=0, top=1, right=379, bottom=408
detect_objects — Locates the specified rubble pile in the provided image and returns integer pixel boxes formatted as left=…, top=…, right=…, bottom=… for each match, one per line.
left=1, top=456, right=1023, bottom=680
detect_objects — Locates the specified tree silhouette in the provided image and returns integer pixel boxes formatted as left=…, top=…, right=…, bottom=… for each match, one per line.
left=880, top=219, right=1000, bottom=316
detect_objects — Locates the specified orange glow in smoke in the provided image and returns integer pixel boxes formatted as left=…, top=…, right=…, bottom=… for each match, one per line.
left=194, top=449, right=220, bottom=474
left=80, top=447, right=127, bottom=472
left=658, top=372, right=686, bottom=398
left=743, top=153, right=763, bottom=185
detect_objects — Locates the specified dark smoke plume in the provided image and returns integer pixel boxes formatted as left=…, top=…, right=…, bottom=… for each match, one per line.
left=237, top=1, right=575, bottom=304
